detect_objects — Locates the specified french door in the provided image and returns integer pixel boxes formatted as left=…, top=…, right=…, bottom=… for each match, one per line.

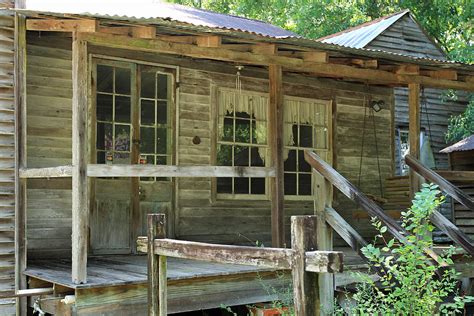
left=90, top=58, right=175, bottom=254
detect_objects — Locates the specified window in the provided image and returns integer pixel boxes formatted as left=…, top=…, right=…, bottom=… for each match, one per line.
left=139, top=69, right=173, bottom=181
left=283, top=98, right=330, bottom=197
left=216, top=89, right=268, bottom=196
left=94, top=60, right=174, bottom=181
left=396, top=128, right=434, bottom=175
left=96, top=63, right=132, bottom=165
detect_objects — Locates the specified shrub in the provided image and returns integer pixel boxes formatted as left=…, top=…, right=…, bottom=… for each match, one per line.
left=353, top=183, right=473, bottom=315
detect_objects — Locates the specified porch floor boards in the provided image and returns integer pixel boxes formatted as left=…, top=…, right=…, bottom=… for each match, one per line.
left=25, top=248, right=366, bottom=290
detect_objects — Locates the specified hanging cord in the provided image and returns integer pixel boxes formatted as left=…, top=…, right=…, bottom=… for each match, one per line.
left=421, top=87, right=436, bottom=169
left=371, top=107, right=384, bottom=197
left=357, top=94, right=368, bottom=188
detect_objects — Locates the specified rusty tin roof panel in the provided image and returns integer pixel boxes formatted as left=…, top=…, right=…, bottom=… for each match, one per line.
left=440, top=135, right=474, bottom=153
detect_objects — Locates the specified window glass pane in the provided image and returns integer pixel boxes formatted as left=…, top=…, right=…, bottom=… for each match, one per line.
left=234, top=177, right=249, bottom=194
left=284, top=150, right=297, bottom=172
left=156, top=155, right=168, bottom=165
left=97, top=65, right=113, bottom=93
left=141, top=99, right=155, bottom=126
left=97, top=94, right=113, bottom=121
left=284, top=173, right=297, bottom=195
left=298, top=174, right=312, bottom=195
left=251, top=178, right=265, bottom=194
left=141, top=72, right=155, bottom=98
left=114, top=152, right=130, bottom=164
left=157, top=74, right=168, bottom=99
left=250, top=147, right=264, bottom=167
left=298, top=150, right=311, bottom=172
left=96, top=151, right=105, bottom=164
left=235, top=119, right=250, bottom=143
left=220, top=117, right=233, bottom=142
left=115, top=96, right=131, bottom=123
left=96, top=123, right=113, bottom=151
left=299, top=125, right=313, bottom=147
left=140, top=127, right=155, bottom=154
left=217, top=144, right=232, bottom=166
left=234, top=146, right=249, bottom=167
left=157, top=101, right=168, bottom=125
left=254, top=122, right=267, bottom=144
left=217, top=178, right=232, bottom=193
left=315, top=127, right=327, bottom=149
left=115, top=67, right=131, bottom=94
left=156, top=128, right=168, bottom=154
left=115, top=124, right=130, bottom=152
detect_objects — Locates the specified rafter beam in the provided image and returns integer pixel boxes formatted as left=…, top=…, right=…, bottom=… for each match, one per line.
left=27, top=19, right=98, bottom=32
left=77, top=32, right=474, bottom=91
left=196, top=35, right=221, bottom=47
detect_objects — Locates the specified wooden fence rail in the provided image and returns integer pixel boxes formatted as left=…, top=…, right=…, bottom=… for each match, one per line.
left=139, top=214, right=343, bottom=316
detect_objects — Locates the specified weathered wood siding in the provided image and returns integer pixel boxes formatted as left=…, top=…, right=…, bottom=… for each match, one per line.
left=26, top=41, right=72, bottom=258
left=368, top=14, right=445, bottom=60
left=23, top=36, right=392, bottom=254
left=0, top=4, right=15, bottom=314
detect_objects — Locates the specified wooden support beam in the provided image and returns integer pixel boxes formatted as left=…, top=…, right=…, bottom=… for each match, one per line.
left=426, top=69, right=457, bottom=80
left=157, top=35, right=195, bottom=44
left=291, top=216, right=319, bottom=316
left=314, top=172, right=334, bottom=315
left=71, top=33, right=89, bottom=284
left=14, top=13, right=27, bottom=316
left=138, top=238, right=294, bottom=269
left=269, top=64, right=285, bottom=247
left=19, top=166, right=73, bottom=178
left=131, top=26, right=156, bottom=39
left=305, top=251, right=343, bottom=273
left=196, top=35, right=221, bottom=48
left=86, top=164, right=276, bottom=178
left=435, top=170, right=474, bottom=182
left=251, top=43, right=277, bottom=55
left=396, top=64, right=420, bottom=75
left=77, top=32, right=474, bottom=91
left=408, top=83, right=421, bottom=199
left=147, top=214, right=166, bottom=316
left=27, top=18, right=98, bottom=32
left=300, top=51, right=329, bottom=63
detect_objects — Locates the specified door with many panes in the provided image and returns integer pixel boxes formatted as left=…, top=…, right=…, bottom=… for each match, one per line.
left=91, top=59, right=174, bottom=254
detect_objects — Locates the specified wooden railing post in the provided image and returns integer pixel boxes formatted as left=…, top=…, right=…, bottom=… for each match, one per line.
left=314, top=172, right=334, bottom=315
left=147, top=214, right=166, bottom=316
left=291, top=215, right=319, bottom=316
left=408, top=83, right=421, bottom=199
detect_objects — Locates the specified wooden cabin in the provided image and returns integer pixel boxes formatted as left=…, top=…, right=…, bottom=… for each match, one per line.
left=0, top=1, right=470, bottom=314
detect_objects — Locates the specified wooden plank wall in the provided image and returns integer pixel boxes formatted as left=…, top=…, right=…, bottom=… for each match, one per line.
left=23, top=35, right=393, bottom=253
left=0, top=3, right=15, bottom=314
left=26, top=42, right=72, bottom=258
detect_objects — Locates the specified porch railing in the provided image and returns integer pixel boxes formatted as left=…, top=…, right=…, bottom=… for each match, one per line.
left=304, top=150, right=474, bottom=264
left=138, top=213, right=343, bottom=316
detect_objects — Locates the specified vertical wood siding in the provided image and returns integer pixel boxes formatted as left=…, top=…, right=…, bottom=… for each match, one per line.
left=0, top=2, right=15, bottom=315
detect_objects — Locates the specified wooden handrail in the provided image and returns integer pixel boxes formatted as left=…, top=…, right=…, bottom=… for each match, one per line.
left=405, top=155, right=474, bottom=211
left=304, top=150, right=443, bottom=263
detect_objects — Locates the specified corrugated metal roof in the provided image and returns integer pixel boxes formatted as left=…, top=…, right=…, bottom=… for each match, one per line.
left=319, top=10, right=409, bottom=48
left=23, top=0, right=297, bottom=38
left=440, top=135, right=474, bottom=153
left=16, top=2, right=474, bottom=72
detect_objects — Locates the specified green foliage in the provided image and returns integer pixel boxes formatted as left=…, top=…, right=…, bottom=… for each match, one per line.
left=445, top=98, right=474, bottom=143
left=354, top=183, right=474, bottom=315
left=166, top=0, right=473, bottom=63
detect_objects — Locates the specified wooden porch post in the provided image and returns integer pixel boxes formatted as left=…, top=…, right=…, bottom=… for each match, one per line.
left=269, top=64, right=285, bottom=247
left=314, top=173, right=334, bottom=315
left=72, top=33, right=89, bottom=284
left=408, top=83, right=421, bottom=199
left=147, top=214, right=166, bottom=316
left=291, top=215, right=319, bottom=315
left=14, top=12, right=27, bottom=315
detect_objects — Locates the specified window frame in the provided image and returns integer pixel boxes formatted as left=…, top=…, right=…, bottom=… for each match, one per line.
left=283, top=96, right=332, bottom=201
left=91, top=57, right=177, bottom=182
left=212, top=86, right=270, bottom=200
